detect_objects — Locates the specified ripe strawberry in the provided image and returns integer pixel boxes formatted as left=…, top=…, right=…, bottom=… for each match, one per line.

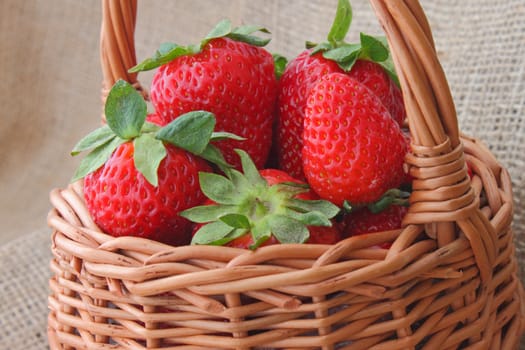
left=348, top=59, right=405, bottom=127
left=302, top=73, right=407, bottom=206
left=72, top=80, right=235, bottom=245
left=276, top=0, right=404, bottom=179
left=84, top=142, right=210, bottom=246
left=181, top=150, right=341, bottom=250
left=145, top=112, right=164, bottom=126
left=277, top=50, right=341, bottom=179
left=131, top=20, right=277, bottom=170
left=342, top=205, right=409, bottom=248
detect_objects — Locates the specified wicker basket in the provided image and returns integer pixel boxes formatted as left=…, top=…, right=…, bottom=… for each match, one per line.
left=47, top=0, right=525, bottom=349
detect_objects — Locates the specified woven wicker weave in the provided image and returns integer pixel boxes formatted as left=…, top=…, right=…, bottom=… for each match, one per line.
left=47, top=0, right=525, bottom=349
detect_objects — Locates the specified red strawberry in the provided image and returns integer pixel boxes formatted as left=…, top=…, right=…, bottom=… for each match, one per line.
left=84, top=142, right=210, bottom=246
left=307, top=225, right=342, bottom=245
left=145, top=112, right=164, bottom=126
left=182, top=150, right=341, bottom=249
left=276, top=0, right=404, bottom=179
left=348, top=59, right=405, bottom=127
left=302, top=73, right=407, bottom=206
left=277, top=50, right=341, bottom=179
left=72, top=81, right=233, bottom=246
left=132, top=21, right=277, bottom=170
left=342, top=205, right=409, bottom=248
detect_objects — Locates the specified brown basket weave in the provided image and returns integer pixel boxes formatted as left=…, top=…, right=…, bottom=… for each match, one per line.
left=47, top=0, right=525, bottom=349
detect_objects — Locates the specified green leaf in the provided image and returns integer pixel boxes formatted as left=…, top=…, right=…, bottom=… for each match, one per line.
left=374, top=36, right=400, bottom=86
left=250, top=218, right=272, bottom=249
left=191, top=221, right=236, bottom=245
left=203, top=19, right=232, bottom=43
left=199, top=172, right=238, bottom=204
left=200, top=144, right=233, bottom=172
left=227, top=24, right=271, bottom=47
left=305, top=41, right=318, bottom=49
left=71, top=125, right=115, bottom=156
left=129, top=43, right=197, bottom=72
left=271, top=182, right=310, bottom=195
left=227, top=33, right=271, bottom=47
left=156, top=111, right=216, bottom=155
left=327, top=0, right=352, bottom=46
left=220, top=213, right=251, bottom=229
left=141, top=122, right=161, bottom=133
left=200, top=19, right=270, bottom=49
left=210, top=131, right=245, bottom=142
left=235, top=149, right=266, bottom=186
left=133, top=133, right=167, bottom=186
left=367, top=188, right=410, bottom=213
left=342, top=200, right=353, bottom=212
left=309, top=42, right=332, bottom=55
left=231, top=24, right=270, bottom=36
left=228, top=168, right=250, bottom=191
left=359, top=33, right=389, bottom=62
left=322, top=43, right=361, bottom=71
left=180, top=204, right=238, bottom=223
left=71, top=136, right=126, bottom=182
left=105, top=80, right=147, bottom=139
left=226, top=228, right=250, bottom=242
left=286, top=199, right=340, bottom=218
left=294, top=211, right=332, bottom=227
left=269, top=215, right=309, bottom=244
left=272, top=53, right=288, bottom=79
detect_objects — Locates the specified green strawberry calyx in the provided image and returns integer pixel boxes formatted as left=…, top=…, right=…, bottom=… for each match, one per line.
left=180, top=149, right=341, bottom=250
left=306, top=0, right=399, bottom=85
left=343, top=188, right=411, bottom=214
left=272, top=53, right=288, bottom=79
left=71, top=80, right=241, bottom=186
left=129, top=19, right=271, bottom=73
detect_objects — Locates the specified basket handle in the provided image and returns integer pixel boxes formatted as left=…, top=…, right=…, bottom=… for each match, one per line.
left=99, top=0, right=496, bottom=279
left=370, top=0, right=496, bottom=282
left=369, top=1, right=478, bottom=223
left=100, top=0, right=146, bottom=119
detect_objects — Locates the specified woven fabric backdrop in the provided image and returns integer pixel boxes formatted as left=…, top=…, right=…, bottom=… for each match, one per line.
left=0, top=0, right=523, bottom=349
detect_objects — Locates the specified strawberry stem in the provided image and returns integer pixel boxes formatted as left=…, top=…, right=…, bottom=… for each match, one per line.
left=367, top=189, right=410, bottom=214
left=327, top=0, right=352, bottom=47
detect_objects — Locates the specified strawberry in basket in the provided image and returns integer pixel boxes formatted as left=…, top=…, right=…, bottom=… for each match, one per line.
left=71, top=80, right=240, bottom=246
left=340, top=187, right=410, bottom=248
left=181, top=149, right=341, bottom=250
left=130, top=19, right=277, bottom=170
left=276, top=0, right=404, bottom=180
left=302, top=72, right=407, bottom=207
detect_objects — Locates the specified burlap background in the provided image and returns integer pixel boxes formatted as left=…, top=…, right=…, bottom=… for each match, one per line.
left=0, top=0, right=523, bottom=348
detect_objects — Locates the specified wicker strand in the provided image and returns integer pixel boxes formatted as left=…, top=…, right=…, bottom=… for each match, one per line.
left=100, top=0, right=147, bottom=121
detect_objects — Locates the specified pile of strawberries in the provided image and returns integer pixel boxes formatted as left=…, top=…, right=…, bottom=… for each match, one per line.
left=72, top=0, right=411, bottom=249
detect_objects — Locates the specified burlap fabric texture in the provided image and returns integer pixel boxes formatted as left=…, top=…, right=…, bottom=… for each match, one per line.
left=0, top=0, right=524, bottom=349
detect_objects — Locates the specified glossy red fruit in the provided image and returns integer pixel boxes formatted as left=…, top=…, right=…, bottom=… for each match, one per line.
left=277, top=52, right=404, bottom=179
left=302, top=73, right=407, bottom=206
left=349, top=59, right=405, bottom=127
left=145, top=112, right=165, bottom=126
left=150, top=37, right=277, bottom=169
left=277, top=50, right=341, bottom=179
left=342, top=205, right=409, bottom=248
left=84, top=142, right=211, bottom=246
